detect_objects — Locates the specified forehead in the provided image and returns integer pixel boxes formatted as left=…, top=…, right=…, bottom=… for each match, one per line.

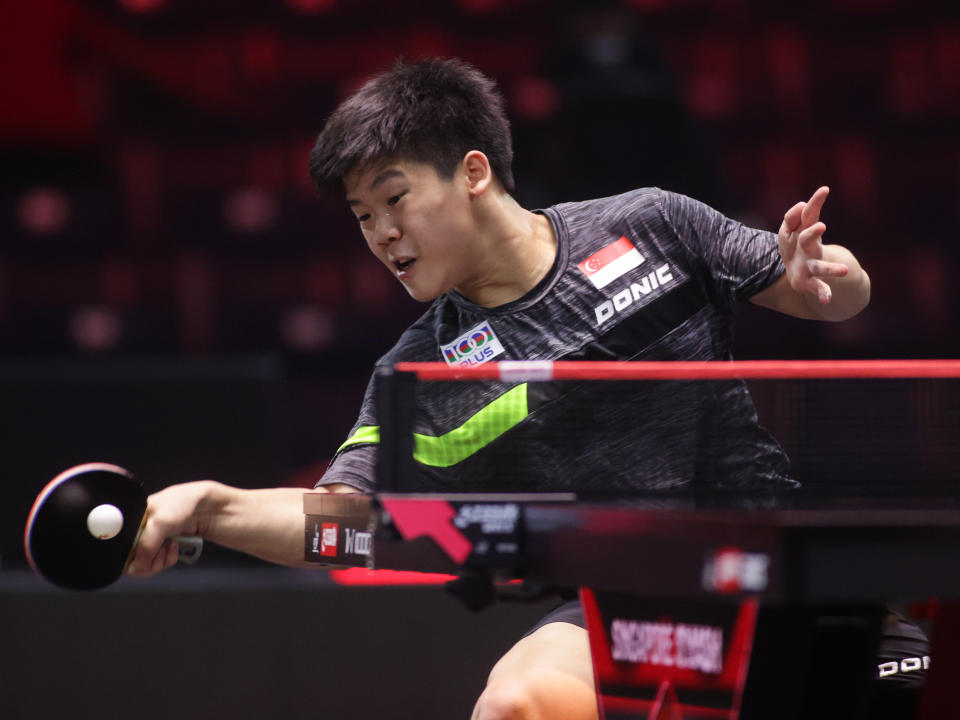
left=343, top=159, right=443, bottom=202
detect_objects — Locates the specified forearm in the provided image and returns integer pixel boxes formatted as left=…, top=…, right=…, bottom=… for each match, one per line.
left=175, top=482, right=316, bottom=568
left=804, top=244, right=871, bottom=321
left=131, top=480, right=366, bottom=576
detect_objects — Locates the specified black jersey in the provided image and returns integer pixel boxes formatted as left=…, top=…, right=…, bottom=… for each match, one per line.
left=319, top=188, right=795, bottom=495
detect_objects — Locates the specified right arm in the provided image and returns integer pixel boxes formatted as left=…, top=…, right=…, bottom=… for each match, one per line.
left=127, top=481, right=361, bottom=577
left=129, top=363, right=386, bottom=576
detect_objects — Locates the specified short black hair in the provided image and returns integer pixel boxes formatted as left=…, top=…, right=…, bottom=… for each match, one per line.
left=309, top=57, right=515, bottom=194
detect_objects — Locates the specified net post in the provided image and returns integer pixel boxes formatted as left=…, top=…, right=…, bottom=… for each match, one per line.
left=374, top=366, right=418, bottom=493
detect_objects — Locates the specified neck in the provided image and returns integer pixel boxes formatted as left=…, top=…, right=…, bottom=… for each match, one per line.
left=455, top=191, right=557, bottom=308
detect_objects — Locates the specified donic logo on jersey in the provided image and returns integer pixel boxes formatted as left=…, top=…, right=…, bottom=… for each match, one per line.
left=595, top=265, right=675, bottom=326
left=577, top=236, right=644, bottom=289
left=441, top=321, right=506, bottom=367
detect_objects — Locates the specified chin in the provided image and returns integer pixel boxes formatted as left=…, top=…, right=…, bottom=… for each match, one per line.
left=402, top=284, right=443, bottom=303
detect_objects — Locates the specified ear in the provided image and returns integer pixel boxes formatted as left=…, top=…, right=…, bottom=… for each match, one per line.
left=462, top=151, right=494, bottom=197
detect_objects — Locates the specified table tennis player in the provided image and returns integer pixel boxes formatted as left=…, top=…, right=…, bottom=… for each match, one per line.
left=128, top=58, right=926, bottom=718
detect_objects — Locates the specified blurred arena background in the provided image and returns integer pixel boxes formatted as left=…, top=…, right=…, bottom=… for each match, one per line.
left=1, top=1, right=958, bottom=717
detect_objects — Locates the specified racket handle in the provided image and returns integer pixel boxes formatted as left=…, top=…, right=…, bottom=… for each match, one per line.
left=174, top=535, right=203, bottom=565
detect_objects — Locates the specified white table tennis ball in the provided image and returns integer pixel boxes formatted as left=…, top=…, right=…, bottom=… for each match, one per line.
left=86, top=503, right=124, bottom=540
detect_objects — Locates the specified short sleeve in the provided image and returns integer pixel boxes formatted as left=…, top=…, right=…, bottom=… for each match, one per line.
left=314, top=374, right=379, bottom=493
left=315, top=445, right=376, bottom=493
left=314, top=305, right=441, bottom=494
left=658, top=191, right=784, bottom=315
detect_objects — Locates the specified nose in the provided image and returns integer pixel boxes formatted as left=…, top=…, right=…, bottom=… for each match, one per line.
left=375, top=212, right=401, bottom=245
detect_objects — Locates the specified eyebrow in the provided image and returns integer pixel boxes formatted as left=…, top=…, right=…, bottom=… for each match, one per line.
left=346, top=169, right=406, bottom=206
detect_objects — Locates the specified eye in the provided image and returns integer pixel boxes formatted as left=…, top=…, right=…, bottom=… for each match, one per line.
left=387, top=192, right=405, bottom=206
left=356, top=213, right=371, bottom=223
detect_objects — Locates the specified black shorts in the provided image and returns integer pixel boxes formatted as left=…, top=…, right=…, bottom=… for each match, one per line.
left=525, top=600, right=929, bottom=712
left=523, top=598, right=586, bottom=637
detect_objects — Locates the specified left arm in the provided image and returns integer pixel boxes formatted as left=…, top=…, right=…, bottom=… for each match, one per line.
left=749, top=186, right=871, bottom=321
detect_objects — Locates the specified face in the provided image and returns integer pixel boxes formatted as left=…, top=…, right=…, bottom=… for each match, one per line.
left=343, top=159, right=479, bottom=302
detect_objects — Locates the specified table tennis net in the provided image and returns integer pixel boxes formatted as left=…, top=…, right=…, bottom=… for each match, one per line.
left=374, top=362, right=960, bottom=499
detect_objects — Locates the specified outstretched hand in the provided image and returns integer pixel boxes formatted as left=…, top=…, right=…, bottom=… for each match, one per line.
left=126, top=481, right=209, bottom=577
left=778, top=186, right=849, bottom=304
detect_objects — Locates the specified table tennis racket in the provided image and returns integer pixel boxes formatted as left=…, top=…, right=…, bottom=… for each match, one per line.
left=24, top=462, right=203, bottom=590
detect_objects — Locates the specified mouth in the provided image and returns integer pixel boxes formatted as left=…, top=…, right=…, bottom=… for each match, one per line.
left=393, top=257, right=416, bottom=277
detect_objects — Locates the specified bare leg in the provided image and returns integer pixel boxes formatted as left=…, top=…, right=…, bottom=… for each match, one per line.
left=471, top=622, right=599, bottom=720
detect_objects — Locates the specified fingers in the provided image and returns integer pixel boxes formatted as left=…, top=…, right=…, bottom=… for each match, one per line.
left=807, top=259, right=849, bottom=278
left=127, top=550, right=159, bottom=577
left=783, top=186, right=830, bottom=237
left=161, top=540, right=179, bottom=571
left=147, top=543, right=170, bottom=576
left=127, top=513, right=163, bottom=576
left=781, top=201, right=806, bottom=235
left=800, top=186, right=829, bottom=228
left=126, top=499, right=182, bottom=577
left=797, top=221, right=826, bottom=252
left=791, top=260, right=846, bottom=304
left=125, top=482, right=206, bottom=577
left=127, top=531, right=162, bottom=577
left=812, top=278, right=832, bottom=304
left=795, top=276, right=833, bottom=304
left=781, top=186, right=837, bottom=306
left=148, top=539, right=178, bottom=574
left=128, top=534, right=181, bottom=577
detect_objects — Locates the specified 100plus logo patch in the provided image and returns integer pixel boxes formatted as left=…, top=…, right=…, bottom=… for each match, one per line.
left=441, top=321, right=506, bottom=367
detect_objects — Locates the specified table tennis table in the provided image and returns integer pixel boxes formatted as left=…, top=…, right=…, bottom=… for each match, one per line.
left=309, top=361, right=960, bottom=718
left=303, top=491, right=960, bottom=719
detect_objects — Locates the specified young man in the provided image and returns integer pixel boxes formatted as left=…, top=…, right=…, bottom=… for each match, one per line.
left=130, top=58, right=880, bottom=719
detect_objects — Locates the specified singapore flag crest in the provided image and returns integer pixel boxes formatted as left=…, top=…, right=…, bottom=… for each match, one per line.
left=577, top=237, right=644, bottom=289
